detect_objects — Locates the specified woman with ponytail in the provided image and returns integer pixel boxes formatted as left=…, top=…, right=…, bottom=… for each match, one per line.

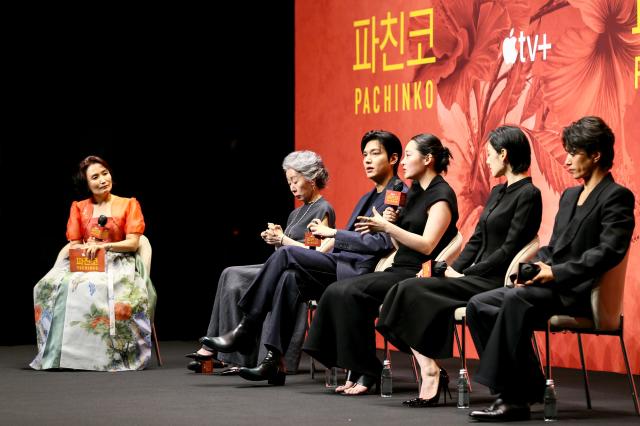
left=376, top=126, right=542, bottom=407
left=304, top=133, right=459, bottom=395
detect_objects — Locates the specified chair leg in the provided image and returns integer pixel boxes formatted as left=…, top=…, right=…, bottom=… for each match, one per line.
left=453, top=322, right=462, bottom=368
left=461, top=317, right=472, bottom=391
left=576, top=333, right=592, bottom=409
left=545, top=322, right=551, bottom=379
left=532, top=332, right=544, bottom=376
left=151, top=322, right=163, bottom=367
left=618, top=334, right=640, bottom=416
left=307, top=302, right=316, bottom=379
left=410, top=354, right=421, bottom=391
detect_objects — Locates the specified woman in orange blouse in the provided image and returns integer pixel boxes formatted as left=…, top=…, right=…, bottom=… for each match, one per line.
left=31, top=155, right=156, bottom=371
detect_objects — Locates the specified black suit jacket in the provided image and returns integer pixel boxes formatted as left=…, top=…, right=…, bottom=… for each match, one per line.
left=534, top=173, right=635, bottom=306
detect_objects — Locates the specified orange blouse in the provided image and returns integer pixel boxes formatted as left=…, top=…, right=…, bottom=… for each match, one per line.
left=66, top=195, right=145, bottom=242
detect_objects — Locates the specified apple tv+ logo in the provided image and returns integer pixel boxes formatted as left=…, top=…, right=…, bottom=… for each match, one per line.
left=502, top=28, right=552, bottom=64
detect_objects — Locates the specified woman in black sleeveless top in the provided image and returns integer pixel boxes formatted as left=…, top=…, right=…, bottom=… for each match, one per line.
left=377, top=126, right=542, bottom=407
left=303, top=134, right=459, bottom=395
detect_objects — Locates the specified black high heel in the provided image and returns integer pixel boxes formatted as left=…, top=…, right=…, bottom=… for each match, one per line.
left=402, top=368, right=452, bottom=407
left=237, top=350, right=286, bottom=386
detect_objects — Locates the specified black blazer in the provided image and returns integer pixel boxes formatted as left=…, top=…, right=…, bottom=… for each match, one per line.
left=534, top=173, right=635, bottom=306
left=452, top=177, right=542, bottom=280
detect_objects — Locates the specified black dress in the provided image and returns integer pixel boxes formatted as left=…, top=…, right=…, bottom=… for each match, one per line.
left=376, top=177, right=542, bottom=359
left=303, top=175, right=459, bottom=379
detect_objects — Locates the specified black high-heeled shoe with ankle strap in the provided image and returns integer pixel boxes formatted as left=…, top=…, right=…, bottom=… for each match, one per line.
left=402, top=368, right=452, bottom=407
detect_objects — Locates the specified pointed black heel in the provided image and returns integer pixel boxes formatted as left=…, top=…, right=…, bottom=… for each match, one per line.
left=402, top=368, right=451, bottom=407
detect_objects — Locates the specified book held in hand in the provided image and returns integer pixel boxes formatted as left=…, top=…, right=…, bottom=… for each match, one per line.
left=69, top=248, right=106, bottom=272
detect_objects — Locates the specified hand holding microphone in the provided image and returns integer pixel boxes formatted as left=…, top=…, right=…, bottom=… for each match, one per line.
left=384, top=179, right=406, bottom=212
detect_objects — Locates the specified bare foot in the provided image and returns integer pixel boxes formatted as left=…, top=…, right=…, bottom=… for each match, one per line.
left=343, top=384, right=370, bottom=395
left=335, top=380, right=355, bottom=393
left=418, top=371, right=440, bottom=400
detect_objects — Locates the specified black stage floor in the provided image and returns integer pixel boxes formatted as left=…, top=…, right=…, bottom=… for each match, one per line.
left=1, top=341, right=638, bottom=425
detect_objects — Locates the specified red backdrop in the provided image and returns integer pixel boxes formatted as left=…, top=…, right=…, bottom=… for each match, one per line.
left=295, top=0, right=640, bottom=374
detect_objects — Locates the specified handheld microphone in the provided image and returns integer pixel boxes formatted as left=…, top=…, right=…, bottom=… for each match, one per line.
left=90, top=215, right=109, bottom=241
left=384, top=179, right=406, bottom=210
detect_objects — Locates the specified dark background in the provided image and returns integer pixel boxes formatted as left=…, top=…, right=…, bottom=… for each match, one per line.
left=1, top=3, right=295, bottom=345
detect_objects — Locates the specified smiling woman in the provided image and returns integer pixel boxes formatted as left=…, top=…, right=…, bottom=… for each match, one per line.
left=30, top=155, right=157, bottom=371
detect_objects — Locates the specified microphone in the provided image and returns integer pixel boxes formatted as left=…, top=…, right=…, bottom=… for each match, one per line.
left=384, top=179, right=406, bottom=210
left=90, top=215, right=109, bottom=241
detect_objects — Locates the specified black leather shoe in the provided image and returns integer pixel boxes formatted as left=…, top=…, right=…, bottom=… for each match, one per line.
left=469, top=398, right=531, bottom=422
left=237, top=350, right=286, bottom=385
left=187, top=361, right=202, bottom=372
left=199, top=317, right=257, bottom=354
left=184, top=352, right=226, bottom=368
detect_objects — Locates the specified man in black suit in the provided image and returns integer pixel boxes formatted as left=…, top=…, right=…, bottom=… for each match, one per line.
left=466, top=116, right=635, bottom=421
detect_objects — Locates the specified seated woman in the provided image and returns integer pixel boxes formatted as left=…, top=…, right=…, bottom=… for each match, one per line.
left=376, top=126, right=542, bottom=406
left=303, top=133, right=459, bottom=395
left=186, top=150, right=335, bottom=371
left=31, top=155, right=156, bottom=371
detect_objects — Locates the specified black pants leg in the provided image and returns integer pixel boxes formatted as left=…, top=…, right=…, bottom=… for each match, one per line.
left=467, top=286, right=562, bottom=403
left=238, top=246, right=338, bottom=354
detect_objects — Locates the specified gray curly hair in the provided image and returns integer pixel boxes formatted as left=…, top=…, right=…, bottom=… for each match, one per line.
left=282, top=150, right=329, bottom=189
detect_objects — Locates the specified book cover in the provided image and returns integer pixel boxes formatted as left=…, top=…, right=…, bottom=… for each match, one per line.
left=69, top=248, right=106, bottom=272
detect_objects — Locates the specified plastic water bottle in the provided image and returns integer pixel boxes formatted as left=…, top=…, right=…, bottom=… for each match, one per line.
left=380, top=359, right=393, bottom=397
left=324, top=367, right=338, bottom=388
left=544, top=379, right=558, bottom=421
left=457, top=369, right=470, bottom=408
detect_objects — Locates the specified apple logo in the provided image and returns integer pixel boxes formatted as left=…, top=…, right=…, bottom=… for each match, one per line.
left=502, top=28, right=518, bottom=64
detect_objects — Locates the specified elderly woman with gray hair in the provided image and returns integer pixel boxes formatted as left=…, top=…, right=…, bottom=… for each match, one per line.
left=186, top=150, right=335, bottom=373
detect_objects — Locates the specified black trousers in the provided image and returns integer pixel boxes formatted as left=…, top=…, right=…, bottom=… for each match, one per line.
left=466, top=285, right=590, bottom=403
left=377, top=274, right=500, bottom=358
left=237, top=246, right=339, bottom=355
left=303, top=269, right=416, bottom=379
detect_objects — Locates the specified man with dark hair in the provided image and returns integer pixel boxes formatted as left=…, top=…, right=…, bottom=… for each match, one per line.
left=201, top=130, right=408, bottom=384
left=467, top=116, right=635, bottom=421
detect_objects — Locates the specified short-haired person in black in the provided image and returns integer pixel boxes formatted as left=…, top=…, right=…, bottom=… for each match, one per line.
left=467, top=116, right=635, bottom=422
left=377, top=126, right=542, bottom=406
left=304, top=133, right=459, bottom=395
left=201, top=130, right=407, bottom=384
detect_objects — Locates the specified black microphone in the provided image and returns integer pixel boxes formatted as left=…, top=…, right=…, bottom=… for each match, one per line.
left=385, top=179, right=406, bottom=211
left=98, top=215, right=108, bottom=227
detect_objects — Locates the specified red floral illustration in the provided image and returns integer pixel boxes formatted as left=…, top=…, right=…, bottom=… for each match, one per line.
left=411, top=0, right=640, bottom=237
left=114, top=302, right=132, bottom=321
left=34, top=305, right=42, bottom=323
left=90, top=316, right=109, bottom=329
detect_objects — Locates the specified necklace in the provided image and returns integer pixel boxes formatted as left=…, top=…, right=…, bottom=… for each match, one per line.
left=284, top=196, right=322, bottom=238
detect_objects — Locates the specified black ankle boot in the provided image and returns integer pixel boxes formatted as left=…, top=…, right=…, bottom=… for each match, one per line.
left=237, top=350, right=286, bottom=385
left=200, top=316, right=257, bottom=354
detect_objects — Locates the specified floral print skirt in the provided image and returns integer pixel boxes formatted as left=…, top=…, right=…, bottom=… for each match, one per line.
left=31, top=252, right=156, bottom=371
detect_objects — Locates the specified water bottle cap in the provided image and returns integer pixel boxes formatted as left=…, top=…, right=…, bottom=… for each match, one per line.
left=546, top=379, right=554, bottom=385
left=383, top=359, right=391, bottom=366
